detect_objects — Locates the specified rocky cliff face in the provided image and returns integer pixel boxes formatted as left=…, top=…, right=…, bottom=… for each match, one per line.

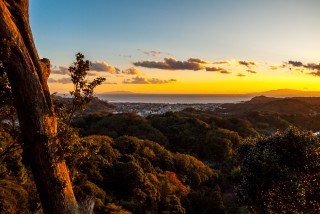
left=40, top=58, right=51, bottom=81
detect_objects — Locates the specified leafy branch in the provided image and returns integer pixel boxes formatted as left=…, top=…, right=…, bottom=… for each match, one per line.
left=66, top=52, right=106, bottom=125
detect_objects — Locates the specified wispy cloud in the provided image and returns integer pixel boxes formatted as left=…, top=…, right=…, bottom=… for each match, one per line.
left=48, top=77, right=71, bottom=84
left=86, top=71, right=100, bottom=76
left=122, top=67, right=140, bottom=75
left=119, top=54, right=132, bottom=58
left=51, top=66, right=69, bottom=75
left=237, top=60, right=257, bottom=67
left=133, top=57, right=207, bottom=71
left=236, top=73, right=246, bottom=77
left=306, top=63, right=320, bottom=71
left=51, top=62, right=120, bottom=76
left=188, top=58, right=209, bottom=64
left=123, top=76, right=177, bottom=84
left=205, top=67, right=231, bottom=74
left=270, top=64, right=286, bottom=70
left=147, top=51, right=162, bottom=57
left=48, top=76, right=116, bottom=84
left=288, top=61, right=304, bottom=67
left=148, top=78, right=177, bottom=84
left=246, top=69, right=257, bottom=74
left=308, top=71, right=320, bottom=76
left=138, top=49, right=162, bottom=57
left=287, top=60, right=320, bottom=76
left=90, top=61, right=120, bottom=74
left=213, top=61, right=230, bottom=65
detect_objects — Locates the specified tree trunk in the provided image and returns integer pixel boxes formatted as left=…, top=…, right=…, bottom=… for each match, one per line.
left=0, top=0, right=79, bottom=213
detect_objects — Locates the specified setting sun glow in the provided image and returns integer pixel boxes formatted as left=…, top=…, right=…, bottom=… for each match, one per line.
left=29, top=0, right=320, bottom=95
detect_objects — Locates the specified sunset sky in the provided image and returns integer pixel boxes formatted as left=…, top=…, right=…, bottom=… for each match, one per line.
left=29, top=0, right=320, bottom=94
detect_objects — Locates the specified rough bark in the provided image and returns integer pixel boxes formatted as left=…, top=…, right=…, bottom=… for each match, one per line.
left=0, top=0, right=79, bottom=213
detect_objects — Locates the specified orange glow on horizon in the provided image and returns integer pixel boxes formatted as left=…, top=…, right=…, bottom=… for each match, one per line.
left=48, top=75, right=320, bottom=94
left=48, top=61, right=320, bottom=95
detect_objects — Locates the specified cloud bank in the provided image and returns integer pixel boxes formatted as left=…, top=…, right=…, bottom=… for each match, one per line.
left=205, top=67, right=231, bottom=74
left=51, top=66, right=69, bottom=75
left=138, top=49, right=162, bottom=57
left=133, top=58, right=207, bottom=71
left=123, top=76, right=177, bottom=84
left=288, top=60, right=320, bottom=76
left=270, top=64, right=286, bottom=70
left=246, top=69, right=257, bottom=74
left=90, top=61, right=120, bottom=74
left=213, top=61, right=230, bottom=65
left=236, top=73, right=246, bottom=77
left=122, top=67, right=140, bottom=75
left=237, top=60, right=257, bottom=67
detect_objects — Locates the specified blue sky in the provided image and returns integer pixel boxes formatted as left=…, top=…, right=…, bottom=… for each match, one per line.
left=29, top=0, right=320, bottom=93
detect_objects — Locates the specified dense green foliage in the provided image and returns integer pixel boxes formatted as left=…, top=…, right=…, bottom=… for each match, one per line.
left=70, top=105, right=320, bottom=213
left=2, top=103, right=320, bottom=213
left=67, top=135, right=224, bottom=213
left=237, top=128, right=320, bottom=213
left=73, top=113, right=168, bottom=146
left=73, top=111, right=243, bottom=165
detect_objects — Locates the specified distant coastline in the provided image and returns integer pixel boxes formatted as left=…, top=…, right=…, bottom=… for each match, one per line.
left=97, top=89, right=320, bottom=104
left=97, top=94, right=253, bottom=104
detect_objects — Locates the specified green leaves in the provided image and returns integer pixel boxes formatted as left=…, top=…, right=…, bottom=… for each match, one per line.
left=237, top=127, right=320, bottom=213
left=68, top=135, right=221, bottom=213
left=67, top=52, right=106, bottom=123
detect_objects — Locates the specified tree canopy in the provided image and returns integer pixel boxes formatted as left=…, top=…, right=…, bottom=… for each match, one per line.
left=237, top=127, right=320, bottom=213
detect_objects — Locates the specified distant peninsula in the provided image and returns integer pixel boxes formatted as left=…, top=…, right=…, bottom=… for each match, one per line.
left=249, top=89, right=320, bottom=97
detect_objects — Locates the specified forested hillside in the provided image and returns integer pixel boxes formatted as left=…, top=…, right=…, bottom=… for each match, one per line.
left=2, top=92, right=320, bottom=212
left=69, top=97, right=320, bottom=213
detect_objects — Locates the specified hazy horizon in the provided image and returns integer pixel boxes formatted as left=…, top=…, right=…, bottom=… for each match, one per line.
left=54, top=88, right=320, bottom=96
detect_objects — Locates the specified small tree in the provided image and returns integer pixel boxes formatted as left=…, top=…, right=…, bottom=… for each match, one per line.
left=66, top=53, right=105, bottom=125
left=237, top=127, right=320, bottom=213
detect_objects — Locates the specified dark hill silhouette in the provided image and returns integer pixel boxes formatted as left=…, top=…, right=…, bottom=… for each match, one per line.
left=53, top=95, right=113, bottom=114
left=220, top=96, right=320, bottom=115
left=246, top=96, right=280, bottom=104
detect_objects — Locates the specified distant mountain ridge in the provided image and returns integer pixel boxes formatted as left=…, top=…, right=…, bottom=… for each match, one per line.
left=249, top=89, right=320, bottom=97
